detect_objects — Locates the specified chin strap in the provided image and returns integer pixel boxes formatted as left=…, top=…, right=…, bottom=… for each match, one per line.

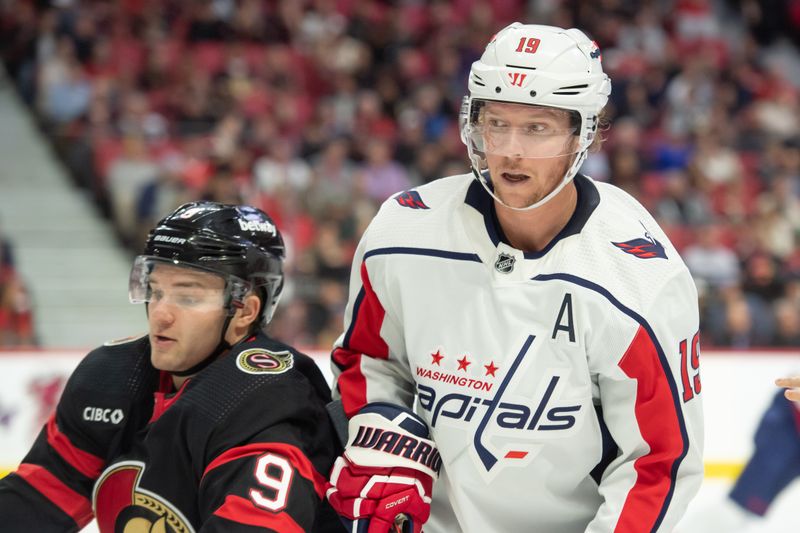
left=470, top=148, right=587, bottom=212
left=149, top=291, right=263, bottom=379
left=170, top=315, right=236, bottom=378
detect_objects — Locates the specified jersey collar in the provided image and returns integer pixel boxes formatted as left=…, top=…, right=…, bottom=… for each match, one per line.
left=464, top=173, right=600, bottom=259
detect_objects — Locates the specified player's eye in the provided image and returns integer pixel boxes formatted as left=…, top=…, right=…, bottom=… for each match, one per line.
left=174, top=291, right=204, bottom=306
left=487, top=118, right=508, bottom=129
left=150, top=288, right=164, bottom=302
left=176, top=296, right=200, bottom=306
left=525, top=123, right=551, bottom=135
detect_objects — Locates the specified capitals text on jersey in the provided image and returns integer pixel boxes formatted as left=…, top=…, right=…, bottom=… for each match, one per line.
left=417, top=335, right=582, bottom=473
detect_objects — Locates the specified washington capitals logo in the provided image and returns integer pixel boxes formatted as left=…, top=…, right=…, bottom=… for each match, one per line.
left=395, top=190, right=429, bottom=210
left=417, top=335, right=583, bottom=477
left=590, top=40, right=602, bottom=60
left=612, top=231, right=667, bottom=260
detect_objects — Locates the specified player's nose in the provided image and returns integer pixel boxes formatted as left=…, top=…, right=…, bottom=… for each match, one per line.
left=505, top=128, right=527, bottom=157
left=148, top=299, right=176, bottom=327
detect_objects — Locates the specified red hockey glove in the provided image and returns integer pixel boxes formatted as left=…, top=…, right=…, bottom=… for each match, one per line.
left=326, top=403, right=441, bottom=533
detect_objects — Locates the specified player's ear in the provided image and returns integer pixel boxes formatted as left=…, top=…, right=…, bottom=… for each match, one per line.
left=237, top=293, right=261, bottom=328
left=226, top=293, right=262, bottom=342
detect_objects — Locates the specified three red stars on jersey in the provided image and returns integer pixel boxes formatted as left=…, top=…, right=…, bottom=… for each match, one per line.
left=430, top=350, right=498, bottom=376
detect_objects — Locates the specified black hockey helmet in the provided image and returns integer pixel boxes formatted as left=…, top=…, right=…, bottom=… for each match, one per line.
left=131, top=201, right=285, bottom=328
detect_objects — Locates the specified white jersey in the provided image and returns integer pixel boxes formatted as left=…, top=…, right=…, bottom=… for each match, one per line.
left=332, top=173, right=704, bottom=533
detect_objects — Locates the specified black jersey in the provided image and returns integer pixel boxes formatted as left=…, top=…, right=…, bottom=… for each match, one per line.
left=0, top=332, right=343, bottom=532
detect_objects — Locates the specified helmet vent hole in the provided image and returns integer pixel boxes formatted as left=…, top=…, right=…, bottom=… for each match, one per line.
left=553, top=84, right=589, bottom=96
left=530, top=90, right=537, bottom=97
left=495, top=86, right=501, bottom=93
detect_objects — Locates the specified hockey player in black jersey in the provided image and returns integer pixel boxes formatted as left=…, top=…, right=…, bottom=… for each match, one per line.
left=0, top=201, right=343, bottom=532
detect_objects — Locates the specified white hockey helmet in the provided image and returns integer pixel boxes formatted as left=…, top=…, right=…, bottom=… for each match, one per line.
left=460, top=22, right=612, bottom=210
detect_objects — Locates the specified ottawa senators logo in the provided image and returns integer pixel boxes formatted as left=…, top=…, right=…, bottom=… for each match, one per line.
left=93, top=461, right=194, bottom=533
left=236, top=348, right=294, bottom=375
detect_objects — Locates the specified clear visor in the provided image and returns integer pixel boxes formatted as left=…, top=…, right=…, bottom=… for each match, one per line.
left=129, top=256, right=251, bottom=313
left=466, top=100, right=581, bottom=159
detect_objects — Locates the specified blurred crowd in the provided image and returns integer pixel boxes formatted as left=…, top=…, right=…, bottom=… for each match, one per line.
left=1, top=0, right=799, bottom=350
left=0, top=220, right=34, bottom=346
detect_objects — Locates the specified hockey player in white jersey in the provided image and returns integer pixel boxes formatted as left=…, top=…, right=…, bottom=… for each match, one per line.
left=326, top=22, right=704, bottom=533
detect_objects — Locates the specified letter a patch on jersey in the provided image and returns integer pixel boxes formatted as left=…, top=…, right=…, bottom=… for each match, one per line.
left=394, top=190, right=429, bottom=210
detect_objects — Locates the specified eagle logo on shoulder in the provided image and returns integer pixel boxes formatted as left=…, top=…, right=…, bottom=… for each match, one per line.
left=394, top=190, right=429, bottom=209
left=612, top=231, right=667, bottom=260
left=236, top=348, right=294, bottom=375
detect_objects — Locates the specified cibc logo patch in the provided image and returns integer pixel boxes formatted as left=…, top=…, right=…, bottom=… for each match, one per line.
left=83, top=407, right=125, bottom=424
left=236, top=349, right=294, bottom=375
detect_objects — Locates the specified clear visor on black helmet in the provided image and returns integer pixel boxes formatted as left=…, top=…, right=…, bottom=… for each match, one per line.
left=129, top=256, right=252, bottom=314
left=465, top=99, right=581, bottom=159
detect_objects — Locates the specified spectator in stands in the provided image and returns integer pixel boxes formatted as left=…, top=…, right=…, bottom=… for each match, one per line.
left=0, top=220, right=15, bottom=273
left=107, top=134, right=161, bottom=246
left=706, top=287, right=774, bottom=348
left=683, top=223, right=741, bottom=291
left=654, top=169, right=713, bottom=227
left=772, top=298, right=800, bottom=346
left=306, top=136, right=357, bottom=214
left=754, top=193, right=797, bottom=260
left=0, top=273, right=34, bottom=347
left=690, top=129, right=745, bottom=188
left=43, top=55, right=92, bottom=125
left=741, top=250, right=786, bottom=303
left=357, top=137, right=412, bottom=203
left=254, top=137, right=312, bottom=198
left=0, top=222, right=33, bottom=346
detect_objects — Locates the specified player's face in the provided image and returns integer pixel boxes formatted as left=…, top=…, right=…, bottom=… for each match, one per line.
left=146, top=264, right=228, bottom=373
left=482, top=102, right=579, bottom=209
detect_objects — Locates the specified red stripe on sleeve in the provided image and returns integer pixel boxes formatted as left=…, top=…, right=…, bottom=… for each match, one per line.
left=213, top=494, right=304, bottom=532
left=332, top=346, right=367, bottom=419
left=615, top=326, right=684, bottom=532
left=202, top=442, right=327, bottom=500
left=334, top=261, right=390, bottom=417
left=46, top=415, right=105, bottom=478
left=16, top=463, right=93, bottom=528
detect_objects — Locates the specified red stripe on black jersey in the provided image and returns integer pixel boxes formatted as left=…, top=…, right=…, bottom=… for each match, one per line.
left=203, top=442, right=327, bottom=499
left=46, top=415, right=104, bottom=478
left=213, top=494, right=304, bottom=532
left=16, top=463, right=93, bottom=528
left=616, top=325, right=684, bottom=532
left=333, top=261, right=390, bottom=417
left=150, top=376, right=189, bottom=423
